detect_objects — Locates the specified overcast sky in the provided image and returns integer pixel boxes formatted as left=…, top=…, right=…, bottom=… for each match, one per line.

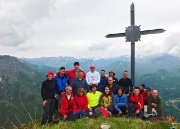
left=0, top=0, right=180, bottom=58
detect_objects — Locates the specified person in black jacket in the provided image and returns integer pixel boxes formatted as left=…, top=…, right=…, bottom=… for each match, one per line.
left=118, top=71, right=133, bottom=94
left=41, top=71, right=61, bottom=126
left=106, top=77, right=119, bottom=95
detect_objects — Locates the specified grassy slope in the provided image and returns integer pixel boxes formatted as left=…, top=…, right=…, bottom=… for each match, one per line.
left=18, top=117, right=180, bottom=129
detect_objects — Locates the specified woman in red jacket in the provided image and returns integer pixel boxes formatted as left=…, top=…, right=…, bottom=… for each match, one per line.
left=75, top=88, right=92, bottom=118
left=128, top=87, right=144, bottom=118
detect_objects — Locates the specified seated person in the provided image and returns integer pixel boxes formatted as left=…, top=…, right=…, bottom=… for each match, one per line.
left=114, top=86, right=127, bottom=115
left=99, top=86, right=114, bottom=115
left=147, top=89, right=162, bottom=117
left=87, top=84, right=102, bottom=116
left=59, top=86, right=77, bottom=121
left=75, top=88, right=91, bottom=118
left=128, top=87, right=144, bottom=118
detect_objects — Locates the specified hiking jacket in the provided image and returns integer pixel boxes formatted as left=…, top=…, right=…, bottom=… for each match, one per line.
left=87, top=91, right=102, bottom=108
left=70, top=77, right=90, bottom=95
left=59, top=92, right=77, bottom=116
left=113, top=93, right=127, bottom=107
left=98, top=76, right=107, bottom=92
left=130, top=93, right=144, bottom=110
left=75, top=95, right=88, bottom=111
left=106, top=83, right=119, bottom=95
left=118, top=77, right=133, bottom=94
left=55, top=74, right=70, bottom=92
left=147, top=94, right=162, bottom=108
left=41, top=79, right=61, bottom=101
left=99, top=92, right=114, bottom=108
left=140, top=90, right=148, bottom=104
left=66, top=69, right=86, bottom=82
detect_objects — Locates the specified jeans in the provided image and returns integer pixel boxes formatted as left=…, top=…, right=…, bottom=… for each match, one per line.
left=128, top=103, right=143, bottom=118
left=115, top=105, right=127, bottom=114
left=41, top=99, right=55, bottom=125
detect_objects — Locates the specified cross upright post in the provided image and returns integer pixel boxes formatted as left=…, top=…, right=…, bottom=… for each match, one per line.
left=106, top=3, right=165, bottom=87
left=130, top=3, right=135, bottom=87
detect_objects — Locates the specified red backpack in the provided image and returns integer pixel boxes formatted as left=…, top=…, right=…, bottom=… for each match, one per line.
left=98, top=107, right=109, bottom=117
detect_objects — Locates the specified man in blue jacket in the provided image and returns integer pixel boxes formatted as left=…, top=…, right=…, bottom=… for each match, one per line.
left=98, top=70, right=107, bottom=92
left=55, top=67, right=70, bottom=93
left=70, top=71, right=90, bottom=95
left=54, top=67, right=70, bottom=116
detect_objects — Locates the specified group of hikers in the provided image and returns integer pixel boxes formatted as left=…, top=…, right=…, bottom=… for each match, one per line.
left=41, top=62, right=163, bottom=126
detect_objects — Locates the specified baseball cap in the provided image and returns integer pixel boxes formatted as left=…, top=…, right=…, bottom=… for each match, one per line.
left=90, top=64, right=96, bottom=68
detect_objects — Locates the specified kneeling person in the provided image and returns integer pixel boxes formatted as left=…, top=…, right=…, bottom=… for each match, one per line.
left=128, top=87, right=144, bottom=118
left=87, top=84, right=102, bottom=116
left=59, top=86, right=77, bottom=120
left=99, top=86, right=114, bottom=115
left=114, top=86, right=127, bottom=115
left=75, top=88, right=91, bottom=118
left=147, top=89, right=162, bottom=117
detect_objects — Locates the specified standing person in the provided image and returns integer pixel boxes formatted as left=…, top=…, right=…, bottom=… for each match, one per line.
left=147, top=89, right=162, bottom=117
left=106, top=77, right=119, bottom=95
left=128, top=87, right=144, bottom=118
left=70, top=71, right=90, bottom=95
left=55, top=67, right=70, bottom=93
left=98, top=70, right=107, bottom=92
left=118, top=71, right=133, bottom=95
left=66, top=62, right=86, bottom=82
left=146, top=87, right=152, bottom=95
left=86, top=64, right=100, bottom=86
left=74, top=88, right=91, bottom=118
left=99, top=86, right=114, bottom=115
left=107, top=70, right=119, bottom=85
left=114, top=86, right=127, bottom=115
left=87, top=84, right=102, bottom=115
left=59, top=86, right=77, bottom=121
left=41, top=72, right=61, bottom=126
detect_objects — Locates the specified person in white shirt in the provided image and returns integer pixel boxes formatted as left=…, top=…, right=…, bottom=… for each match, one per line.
left=86, top=64, right=100, bottom=86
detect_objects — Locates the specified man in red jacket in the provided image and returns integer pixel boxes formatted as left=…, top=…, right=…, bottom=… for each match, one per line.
left=66, top=62, right=86, bottom=82
left=140, top=84, right=147, bottom=105
left=128, top=87, right=144, bottom=118
left=59, top=86, right=77, bottom=120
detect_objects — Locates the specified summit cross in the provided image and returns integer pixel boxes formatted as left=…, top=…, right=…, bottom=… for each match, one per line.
left=106, top=3, right=165, bottom=86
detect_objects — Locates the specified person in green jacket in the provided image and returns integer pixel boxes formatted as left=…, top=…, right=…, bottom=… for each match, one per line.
left=147, top=89, right=162, bottom=117
left=99, top=86, right=114, bottom=114
left=87, top=84, right=102, bottom=114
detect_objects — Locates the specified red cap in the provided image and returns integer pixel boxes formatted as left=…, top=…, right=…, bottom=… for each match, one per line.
left=90, top=64, right=96, bottom=68
left=47, top=71, right=54, bottom=76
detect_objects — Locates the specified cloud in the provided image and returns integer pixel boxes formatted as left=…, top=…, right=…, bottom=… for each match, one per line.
left=88, top=41, right=114, bottom=51
left=0, top=0, right=56, bottom=47
left=0, top=0, right=180, bottom=58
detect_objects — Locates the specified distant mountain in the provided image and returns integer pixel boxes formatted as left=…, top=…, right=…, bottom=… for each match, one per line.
left=23, top=55, right=180, bottom=79
left=0, top=55, right=45, bottom=128
left=136, top=66, right=180, bottom=122
left=23, top=56, right=130, bottom=72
